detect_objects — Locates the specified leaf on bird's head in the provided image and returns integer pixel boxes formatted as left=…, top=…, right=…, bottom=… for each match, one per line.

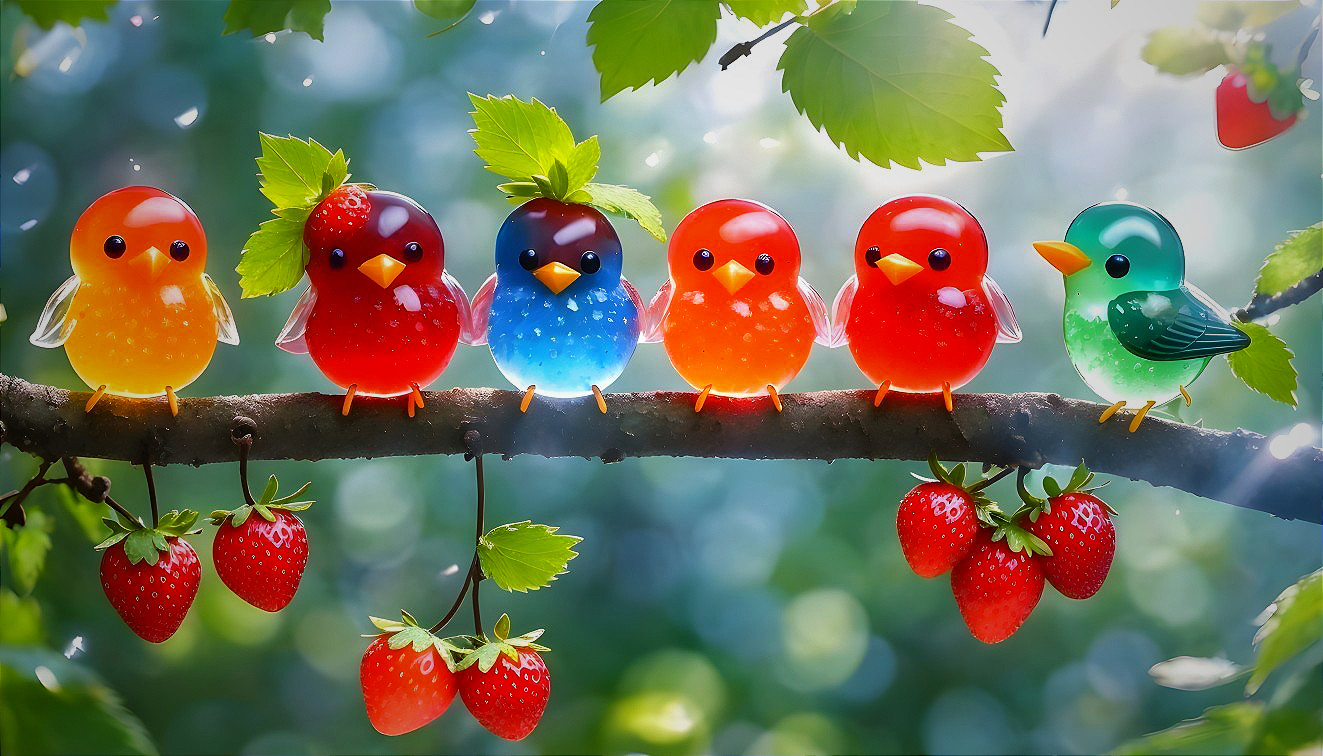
left=468, top=93, right=666, bottom=242
left=236, top=133, right=354, bottom=298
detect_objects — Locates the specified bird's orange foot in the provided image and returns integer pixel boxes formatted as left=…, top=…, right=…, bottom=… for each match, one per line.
left=694, top=385, right=712, bottom=413
left=1098, top=400, right=1126, bottom=423
left=1128, top=400, right=1156, bottom=433
left=165, top=386, right=179, bottom=417
left=767, top=384, right=783, bottom=413
left=1179, top=384, right=1192, bottom=408
left=872, top=381, right=891, bottom=408
left=85, top=385, right=108, bottom=413
left=342, top=384, right=358, bottom=416
left=520, top=385, right=536, bottom=413
left=408, top=384, right=425, bottom=418
left=591, top=385, right=607, bottom=414
left=942, top=382, right=953, bottom=413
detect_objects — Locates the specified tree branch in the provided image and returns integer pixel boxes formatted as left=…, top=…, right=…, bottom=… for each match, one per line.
left=1, top=373, right=1318, bottom=523
left=1236, top=269, right=1323, bottom=322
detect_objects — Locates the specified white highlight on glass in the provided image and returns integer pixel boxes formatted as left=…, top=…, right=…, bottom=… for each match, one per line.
left=174, top=106, right=199, bottom=128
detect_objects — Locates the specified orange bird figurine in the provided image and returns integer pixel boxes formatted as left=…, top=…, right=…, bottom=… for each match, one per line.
left=830, top=195, right=1020, bottom=411
left=646, top=199, right=830, bottom=411
left=29, top=186, right=238, bottom=415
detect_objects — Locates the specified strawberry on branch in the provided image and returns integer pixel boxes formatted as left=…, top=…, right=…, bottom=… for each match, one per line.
left=96, top=501, right=203, bottom=644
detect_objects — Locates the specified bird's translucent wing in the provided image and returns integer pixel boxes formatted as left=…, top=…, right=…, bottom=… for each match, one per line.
left=798, top=277, right=832, bottom=346
left=467, top=273, right=497, bottom=347
left=29, top=275, right=82, bottom=348
left=275, top=285, right=317, bottom=354
left=640, top=279, right=673, bottom=344
left=1108, top=285, right=1249, bottom=361
left=621, top=276, right=648, bottom=342
left=981, top=275, right=1022, bottom=344
left=827, top=275, right=857, bottom=348
left=202, top=274, right=240, bottom=345
left=441, top=271, right=479, bottom=346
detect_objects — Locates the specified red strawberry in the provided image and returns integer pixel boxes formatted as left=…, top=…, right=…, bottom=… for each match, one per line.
left=96, top=510, right=202, bottom=642
left=210, top=476, right=313, bottom=612
left=897, top=457, right=1001, bottom=578
left=360, top=613, right=458, bottom=736
left=458, top=614, right=551, bottom=741
left=1020, top=464, right=1116, bottom=600
left=305, top=184, right=370, bottom=250
left=1216, top=52, right=1304, bottom=150
left=950, top=527, right=1047, bottom=644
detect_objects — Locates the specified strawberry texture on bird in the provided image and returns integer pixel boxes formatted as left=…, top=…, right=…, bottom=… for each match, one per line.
left=831, top=194, right=1020, bottom=410
left=277, top=188, right=475, bottom=411
left=648, top=198, right=830, bottom=411
left=470, top=198, right=642, bottom=407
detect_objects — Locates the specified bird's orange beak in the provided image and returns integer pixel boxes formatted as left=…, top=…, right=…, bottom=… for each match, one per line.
left=132, top=245, right=170, bottom=280
left=1034, top=241, right=1091, bottom=276
left=358, top=254, right=406, bottom=289
left=713, top=259, right=754, bottom=295
left=532, top=261, right=580, bottom=295
left=876, top=253, right=923, bottom=286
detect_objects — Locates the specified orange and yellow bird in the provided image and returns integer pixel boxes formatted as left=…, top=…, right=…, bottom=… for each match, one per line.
left=29, top=186, right=238, bottom=415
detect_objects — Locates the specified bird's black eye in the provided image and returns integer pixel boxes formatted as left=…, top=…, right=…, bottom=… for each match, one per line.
left=403, top=241, right=423, bottom=262
left=169, top=240, right=190, bottom=261
left=865, top=246, right=882, bottom=266
left=755, top=253, right=775, bottom=275
left=580, top=251, right=600, bottom=274
left=328, top=248, right=346, bottom=269
left=928, top=248, right=951, bottom=271
left=104, top=235, right=126, bottom=258
left=519, top=249, right=539, bottom=271
left=1106, top=254, right=1130, bottom=278
left=693, top=248, right=714, bottom=271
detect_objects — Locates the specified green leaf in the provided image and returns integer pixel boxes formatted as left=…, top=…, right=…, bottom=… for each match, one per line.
left=566, top=136, right=601, bottom=192
left=55, top=485, right=107, bottom=544
left=1226, top=322, right=1297, bottom=407
left=587, top=0, right=722, bottom=101
left=468, top=93, right=578, bottom=185
left=415, top=0, right=476, bottom=34
left=1254, top=223, right=1322, bottom=298
left=223, top=0, right=332, bottom=41
left=724, top=0, right=807, bottom=26
left=1195, top=1, right=1300, bottom=31
left=1112, top=702, right=1264, bottom=756
left=0, top=588, right=43, bottom=645
left=777, top=1, right=1012, bottom=170
left=582, top=182, right=667, bottom=242
left=255, top=133, right=346, bottom=210
left=1, top=511, right=52, bottom=595
left=1249, top=570, right=1322, bottom=694
left=236, top=215, right=309, bottom=298
left=1142, top=27, right=1234, bottom=76
left=477, top=521, right=582, bottom=593
left=12, top=0, right=116, bottom=29
left=0, top=647, right=156, bottom=756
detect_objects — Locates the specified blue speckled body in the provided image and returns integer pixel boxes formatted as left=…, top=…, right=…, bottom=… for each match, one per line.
left=487, top=279, right=640, bottom=397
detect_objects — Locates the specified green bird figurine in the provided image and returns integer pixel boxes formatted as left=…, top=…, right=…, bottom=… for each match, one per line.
left=1034, top=202, right=1250, bottom=432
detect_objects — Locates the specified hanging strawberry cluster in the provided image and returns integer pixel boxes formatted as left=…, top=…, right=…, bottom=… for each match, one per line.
left=897, top=457, right=1116, bottom=643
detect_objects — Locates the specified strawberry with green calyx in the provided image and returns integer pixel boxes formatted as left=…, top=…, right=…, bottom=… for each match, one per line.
left=950, top=521, right=1048, bottom=644
left=96, top=509, right=203, bottom=642
left=360, top=611, right=462, bottom=736
left=455, top=613, right=551, bottom=741
left=209, top=475, right=314, bottom=612
left=1216, top=44, right=1307, bottom=149
left=1017, top=462, right=1117, bottom=600
left=896, top=455, right=1008, bottom=579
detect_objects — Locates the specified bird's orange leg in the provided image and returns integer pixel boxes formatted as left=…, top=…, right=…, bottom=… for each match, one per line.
left=1128, top=400, right=1156, bottom=433
left=694, top=384, right=712, bottom=413
left=1179, top=384, right=1192, bottom=407
left=410, top=383, right=426, bottom=410
left=591, top=385, right=607, bottom=414
left=942, top=382, right=953, bottom=413
left=342, top=384, right=358, bottom=416
left=165, top=386, right=179, bottom=417
left=767, top=384, right=783, bottom=413
left=1098, top=400, right=1126, bottom=423
left=84, top=385, right=108, bottom=413
left=873, top=380, right=891, bottom=408
left=520, top=385, right=536, bottom=413
left=407, top=394, right=416, bottom=418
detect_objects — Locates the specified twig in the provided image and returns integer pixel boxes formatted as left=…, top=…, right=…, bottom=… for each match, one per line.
left=718, top=19, right=797, bottom=70
left=1236, top=270, right=1323, bottom=322
left=231, top=417, right=258, bottom=508
left=58, top=457, right=140, bottom=525
left=1042, top=0, right=1059, bottom=37
left=142, top=457, right=159, bottom=527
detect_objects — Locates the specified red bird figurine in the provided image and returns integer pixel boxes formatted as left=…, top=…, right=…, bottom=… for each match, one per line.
left=830, top=195, right=1020, bottom=410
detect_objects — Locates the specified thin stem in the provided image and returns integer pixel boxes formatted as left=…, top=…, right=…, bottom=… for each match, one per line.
left=1297, top=16, right=1320, bottom=70
left=102, top=494, right=140, bottom=526
left=236, top=438, right=256, bottom=507
left=428, top=556, right=478, bottom=634
left=470, top=452, right=486, bottom=637
left=1042, top=0, right=1060, bottom=37
left=718, top=18, right=798, bottom=71
left=0, top=458, right=54, bottom=523
left=968, top=465, right=1016, bottom=493
left=142, top=458, right=159, bottom=527
left=1236, top=269, right=1323, bottom=322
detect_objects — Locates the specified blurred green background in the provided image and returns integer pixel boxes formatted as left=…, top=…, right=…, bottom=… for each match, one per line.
left=1, top=1, right=1320, bottom=754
